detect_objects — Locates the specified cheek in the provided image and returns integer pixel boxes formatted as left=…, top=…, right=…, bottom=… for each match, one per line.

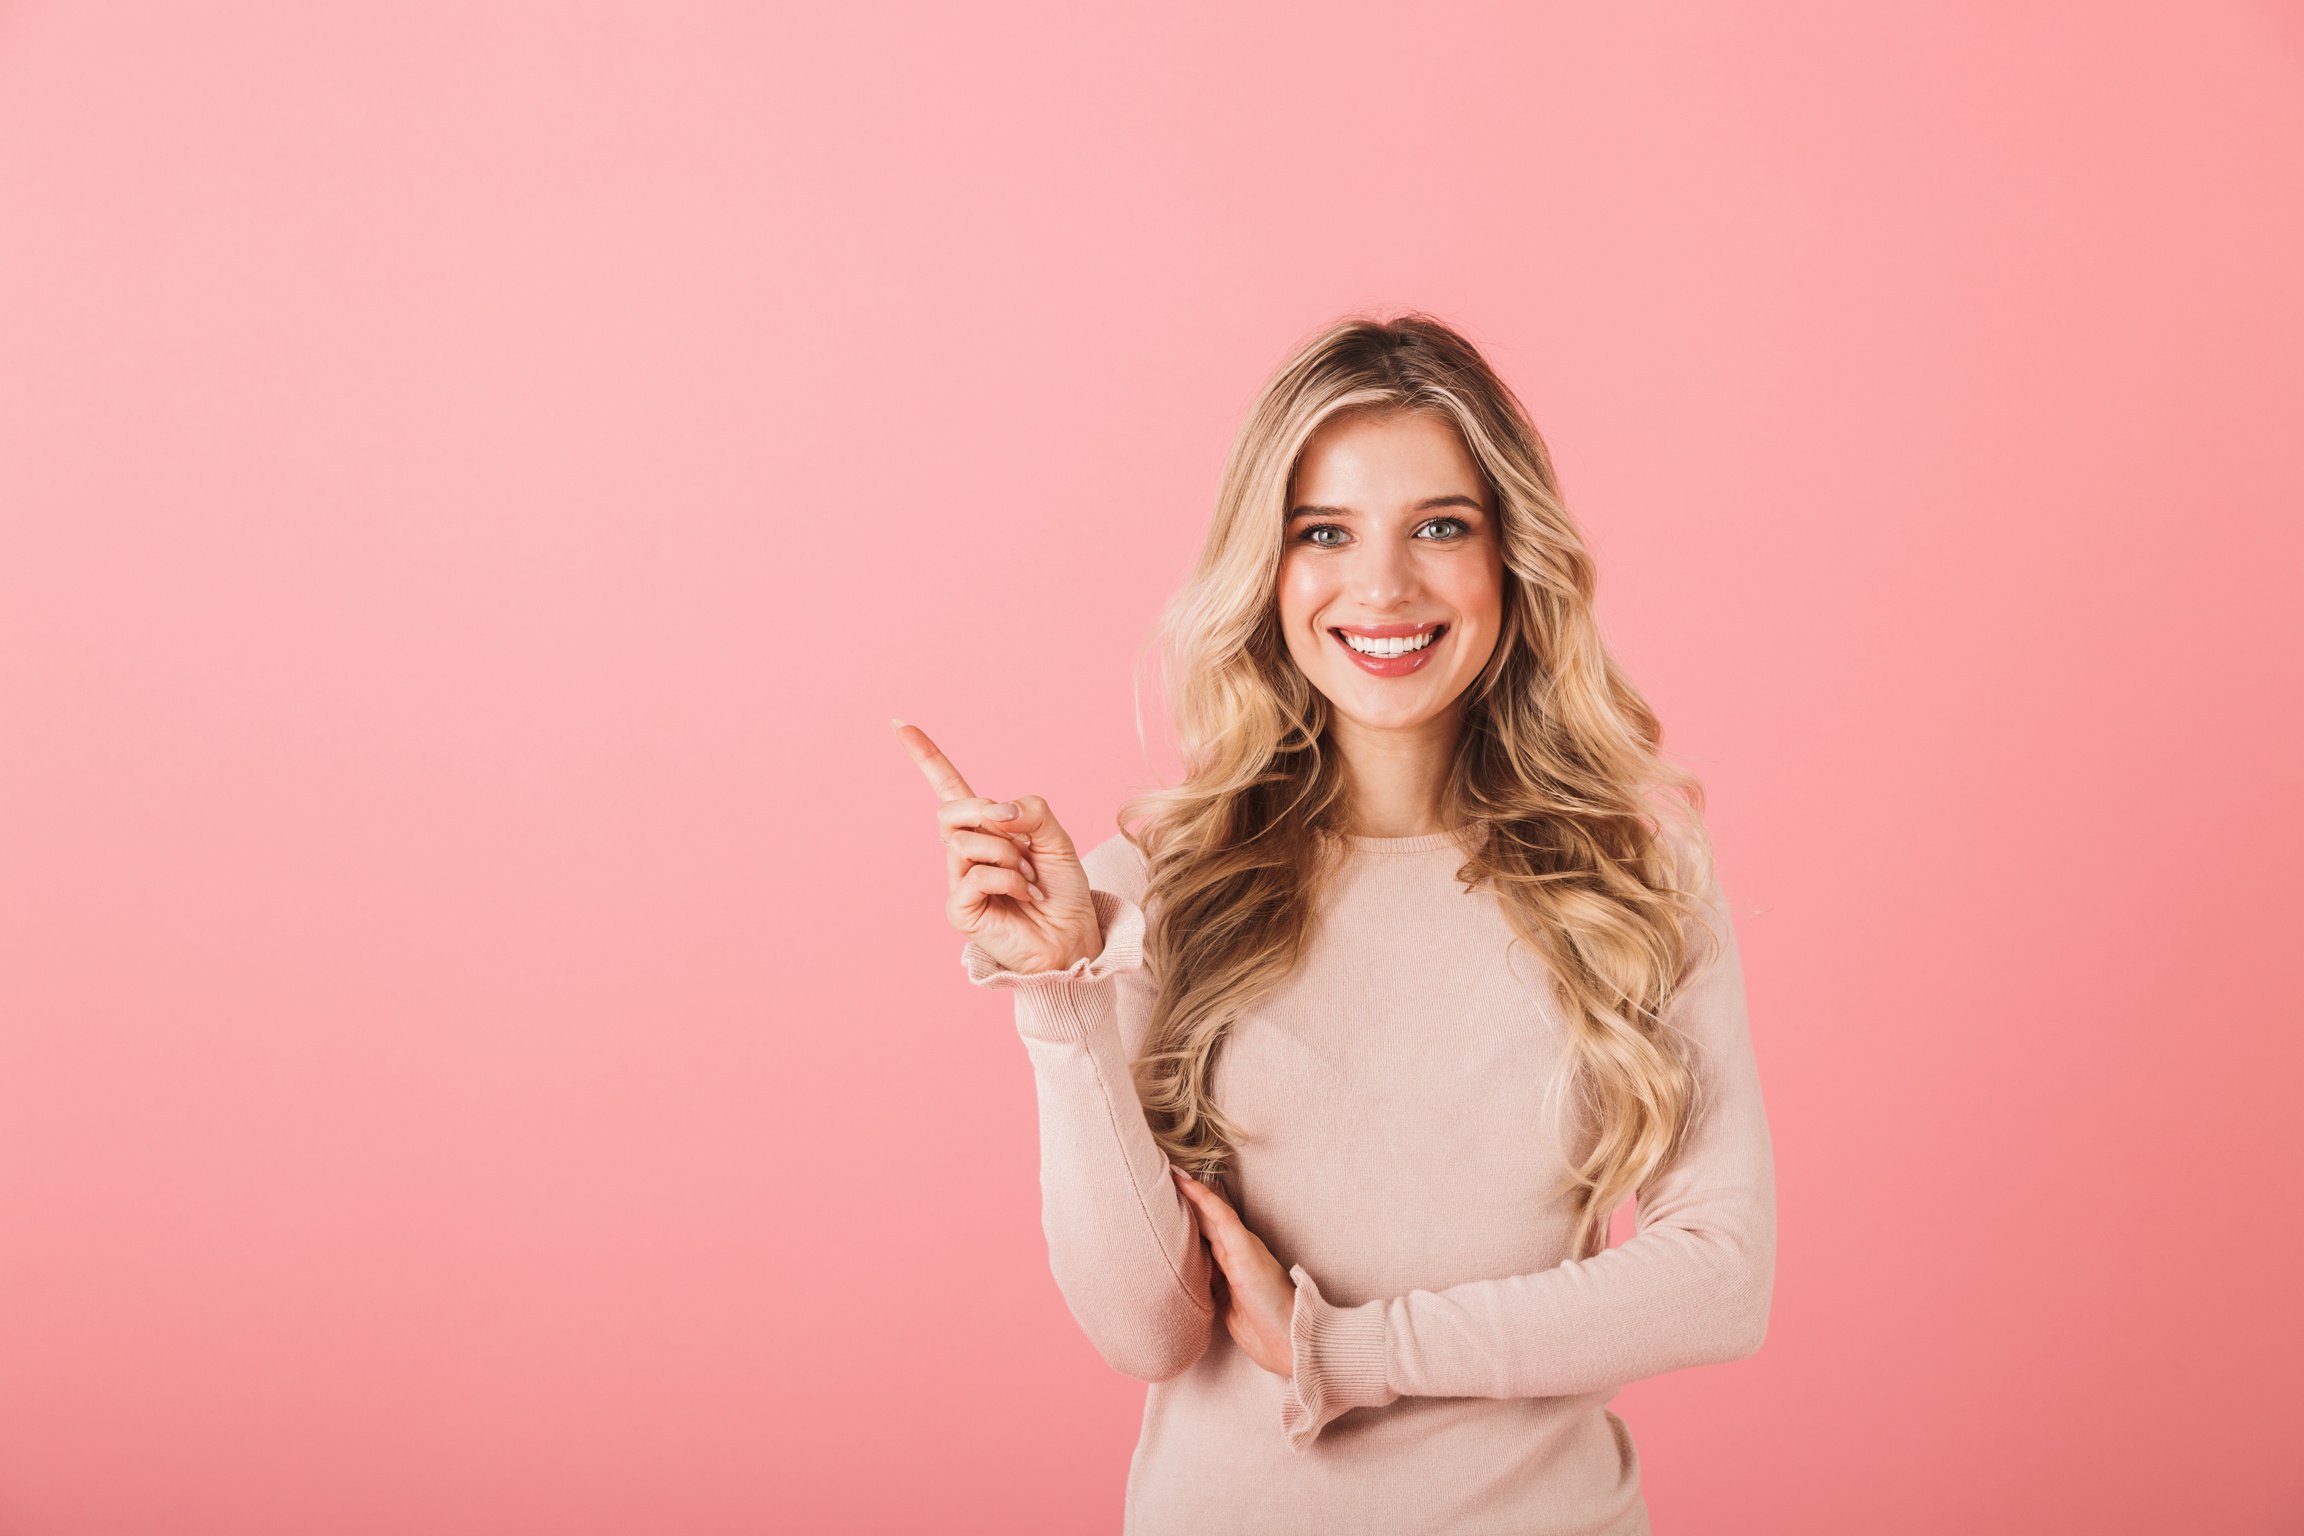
left=1438, top=554, right=1504, bottom=627
left=1274, top=558, right=1331, bottom=628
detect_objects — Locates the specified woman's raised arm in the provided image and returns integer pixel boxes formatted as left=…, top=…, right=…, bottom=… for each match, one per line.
left=896, top=721, right=1215, bottom=1382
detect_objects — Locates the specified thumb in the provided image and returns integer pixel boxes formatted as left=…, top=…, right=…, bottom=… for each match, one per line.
left=988, top=793, right=1074, bottom=855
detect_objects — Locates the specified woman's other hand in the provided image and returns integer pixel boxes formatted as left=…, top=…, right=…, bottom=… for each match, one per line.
left=1171, top=1168, right=1295, bottom=1379
left=893, top=718, right=1102, bottom=975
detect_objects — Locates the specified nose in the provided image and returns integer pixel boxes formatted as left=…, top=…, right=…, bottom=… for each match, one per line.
left=1348, top=532, right=1420, bottom=611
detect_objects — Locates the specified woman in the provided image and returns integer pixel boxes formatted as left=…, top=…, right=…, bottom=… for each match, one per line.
left=894, top=312, right=1775, bottom=1535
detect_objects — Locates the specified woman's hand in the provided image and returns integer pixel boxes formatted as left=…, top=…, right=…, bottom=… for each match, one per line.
left=1171, top=1167, right=1295, bottom=1379
left=893, top=718, right=1102, bottom=975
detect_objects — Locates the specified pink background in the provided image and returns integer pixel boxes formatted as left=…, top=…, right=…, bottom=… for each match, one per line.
left=4, top=4, right=2301, bottom=1532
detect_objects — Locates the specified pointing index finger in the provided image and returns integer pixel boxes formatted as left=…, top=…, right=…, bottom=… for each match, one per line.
left=891, top=718, right=977, bottom=802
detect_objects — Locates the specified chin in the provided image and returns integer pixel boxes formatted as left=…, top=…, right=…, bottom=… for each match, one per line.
left=1324, top=687, right=1459, bottom=732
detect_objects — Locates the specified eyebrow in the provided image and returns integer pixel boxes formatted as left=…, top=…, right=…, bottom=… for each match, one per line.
left=1286, top=494, right=1486, bottom=522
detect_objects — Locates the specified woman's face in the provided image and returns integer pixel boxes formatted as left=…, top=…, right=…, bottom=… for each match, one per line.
left=1276, top=410, right=1505, bottom=737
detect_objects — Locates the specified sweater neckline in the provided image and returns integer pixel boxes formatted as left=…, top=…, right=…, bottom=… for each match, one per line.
left=1331, top=825, right=1477, bottom=854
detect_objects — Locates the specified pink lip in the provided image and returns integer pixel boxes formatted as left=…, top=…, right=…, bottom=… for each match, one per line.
left=1331, top=621, right=1444, bottom=638
left=1329, top=622, right=1448, bottom=677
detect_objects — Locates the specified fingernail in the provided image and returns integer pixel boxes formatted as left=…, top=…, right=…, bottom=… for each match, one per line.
left=989, top=802, right=1017, bottom=819
left=1027, top=882, right=1045, bottom=901
left=1020, top=857, right=1036, bottom=881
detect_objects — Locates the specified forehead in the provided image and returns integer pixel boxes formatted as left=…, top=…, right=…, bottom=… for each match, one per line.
left=1288, top=410, right=1487, bottom=510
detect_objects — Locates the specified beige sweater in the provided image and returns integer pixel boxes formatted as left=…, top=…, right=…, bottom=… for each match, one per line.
left=961, top=824, right=1775, bottom=1535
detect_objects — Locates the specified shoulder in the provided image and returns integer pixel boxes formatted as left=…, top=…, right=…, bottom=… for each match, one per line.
left=1080, top=827, right=1152, bottom=906
left=1654, top=808, right=1722, bottom=903
left=1655, top=811, right=1739, bottom=987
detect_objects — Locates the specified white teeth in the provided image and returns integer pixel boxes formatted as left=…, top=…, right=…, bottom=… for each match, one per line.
left=1339, top=628, right=1439, bottom=657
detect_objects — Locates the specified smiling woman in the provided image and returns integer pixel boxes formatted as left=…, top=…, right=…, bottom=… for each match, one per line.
left=912, top=311, right=1774, bottom=1536
left=1280, top=412, right=1503, bottom=706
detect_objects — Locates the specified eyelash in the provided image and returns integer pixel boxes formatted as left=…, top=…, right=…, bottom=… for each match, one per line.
left=1295, top=517, right=1472, bottom=548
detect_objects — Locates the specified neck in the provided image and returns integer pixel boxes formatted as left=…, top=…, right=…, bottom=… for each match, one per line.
left=1327, top=702, right=1464, bottom=837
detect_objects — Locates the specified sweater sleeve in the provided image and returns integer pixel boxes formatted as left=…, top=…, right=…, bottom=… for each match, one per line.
left=1278, top=858, right=1776, bottom=1451
left=963, top=881, right=1217, bottom=1384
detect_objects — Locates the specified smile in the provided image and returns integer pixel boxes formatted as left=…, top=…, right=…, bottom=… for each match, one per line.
left=1329, top=623, right=1447, bottom=676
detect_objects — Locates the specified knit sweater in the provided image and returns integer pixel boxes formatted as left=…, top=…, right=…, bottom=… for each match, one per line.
left=960, top=823, right=1775, bottom=1536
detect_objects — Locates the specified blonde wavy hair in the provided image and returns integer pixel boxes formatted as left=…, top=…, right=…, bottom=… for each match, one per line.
left=1115, top=310, right=1727, bottom=1263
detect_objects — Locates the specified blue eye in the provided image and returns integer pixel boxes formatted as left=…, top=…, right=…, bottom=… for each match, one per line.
left=1294, top=517, right=1469, bottom=547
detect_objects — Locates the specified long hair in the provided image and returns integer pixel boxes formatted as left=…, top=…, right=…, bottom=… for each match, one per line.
left=1114, top=310, right=1727, bottom=1262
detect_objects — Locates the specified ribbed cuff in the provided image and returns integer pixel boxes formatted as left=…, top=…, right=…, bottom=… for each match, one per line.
left=959, top=889, right=1147, bottom=1043
left=1278, top=1262, right=1394, bottom=1451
